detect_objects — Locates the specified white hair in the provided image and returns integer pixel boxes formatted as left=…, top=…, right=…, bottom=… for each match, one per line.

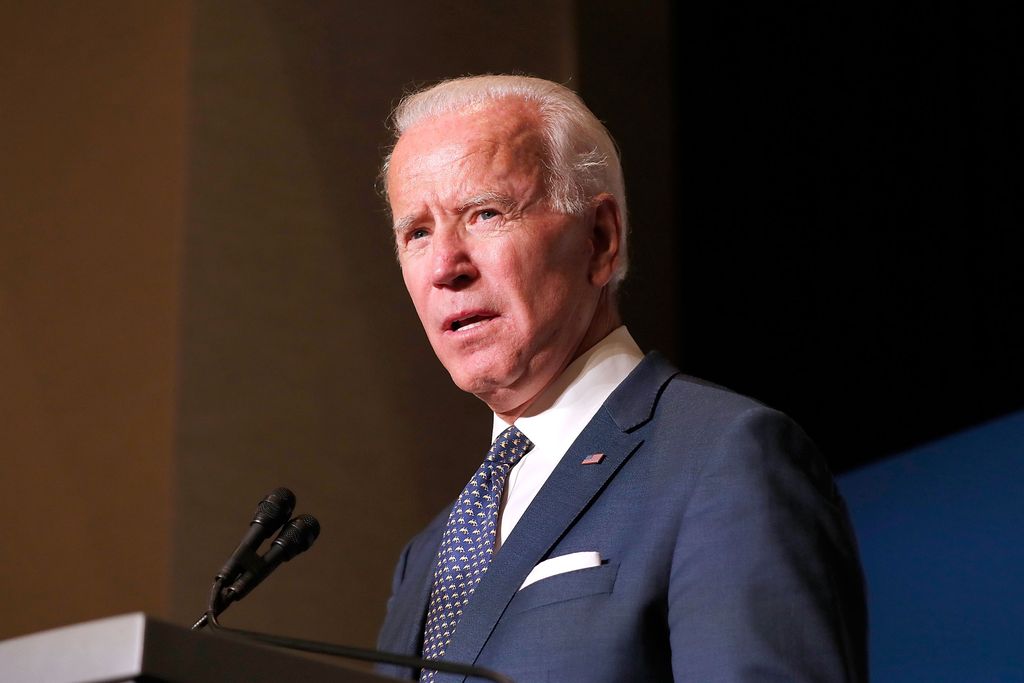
left=383, top=74, right=629, bottom=285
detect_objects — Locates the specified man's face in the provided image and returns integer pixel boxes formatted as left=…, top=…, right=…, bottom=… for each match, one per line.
left=387, top=100, right=607, bottom=417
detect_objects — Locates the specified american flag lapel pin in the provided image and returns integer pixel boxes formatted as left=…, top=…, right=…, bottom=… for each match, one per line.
left=581, top=452, right=605, bottom=465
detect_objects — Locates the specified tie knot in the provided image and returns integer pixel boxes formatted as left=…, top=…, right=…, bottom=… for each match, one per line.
left=487, top=425, right=534, bottom=468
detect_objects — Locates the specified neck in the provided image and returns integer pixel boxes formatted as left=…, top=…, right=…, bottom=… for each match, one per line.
left=493, top=292, right=621, bottom=424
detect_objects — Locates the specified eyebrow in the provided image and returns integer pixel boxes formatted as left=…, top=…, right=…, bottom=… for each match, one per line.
left=392, top=214, right=418, bottom=236
left=391, top=192, right=518, bottom=235
left=455, top=191, right=517, bottom=215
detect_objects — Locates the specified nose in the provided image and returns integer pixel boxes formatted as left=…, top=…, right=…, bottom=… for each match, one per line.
left=431, top=227, right=478, bottom=289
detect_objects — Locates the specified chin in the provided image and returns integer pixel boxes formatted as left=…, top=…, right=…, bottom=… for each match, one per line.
left=449, top=369, right=505, bottom=398
left=446, top=358, right=521, bottom=403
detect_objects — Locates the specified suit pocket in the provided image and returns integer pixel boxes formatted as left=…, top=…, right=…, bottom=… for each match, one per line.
left=505, top=562, right=619, bottom=617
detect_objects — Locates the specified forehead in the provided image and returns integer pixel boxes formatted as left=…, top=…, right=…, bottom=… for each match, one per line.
left=386, top=100, right=546, bottom=203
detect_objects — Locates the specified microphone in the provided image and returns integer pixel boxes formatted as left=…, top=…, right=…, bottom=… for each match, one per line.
left=221, top=514, right=321, bottom=605
left=216, top=487, right=296, bottom=584
left=190, top=499, right=508, bottom=682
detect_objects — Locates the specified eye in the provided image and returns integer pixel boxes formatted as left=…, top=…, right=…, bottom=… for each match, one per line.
left=398, top=226, right=430, bottom=252
left=470, top=207, right=505, bottom=224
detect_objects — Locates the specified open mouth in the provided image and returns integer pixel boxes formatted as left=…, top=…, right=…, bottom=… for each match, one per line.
left=449, top=314, right=494, bottom=332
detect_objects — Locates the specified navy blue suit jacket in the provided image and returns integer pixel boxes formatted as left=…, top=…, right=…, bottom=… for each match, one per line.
left=377, top=353, right=867, bottom=682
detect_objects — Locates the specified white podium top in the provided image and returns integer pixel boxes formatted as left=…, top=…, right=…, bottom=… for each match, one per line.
left=0, top=612, right=395, bottom=683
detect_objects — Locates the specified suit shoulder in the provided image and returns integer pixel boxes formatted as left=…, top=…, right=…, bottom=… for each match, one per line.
left=639, top=365, right=817, bottom=453
left=658, top=371, right=775, bottom=425
left=608, top=352, right=769, bottom=431
left=660, top=372, right=815, bottom=443
left=650, top=373, right=839, bottom=497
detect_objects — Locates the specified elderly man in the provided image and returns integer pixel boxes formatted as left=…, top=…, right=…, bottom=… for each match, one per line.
left=376, top=75, right=867, bottom=683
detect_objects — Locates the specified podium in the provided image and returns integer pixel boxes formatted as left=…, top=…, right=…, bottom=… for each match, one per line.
left=0, top=612, right=399, bottom=683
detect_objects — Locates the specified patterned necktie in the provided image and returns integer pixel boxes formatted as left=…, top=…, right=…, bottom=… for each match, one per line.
left=420, top=425, right=534, bottom=681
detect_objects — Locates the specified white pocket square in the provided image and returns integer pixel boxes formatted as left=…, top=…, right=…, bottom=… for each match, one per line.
left=519, top=551, right=602, bottom=590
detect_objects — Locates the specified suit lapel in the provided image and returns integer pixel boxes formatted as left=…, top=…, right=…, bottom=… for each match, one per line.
left=437, top=352, right=679, bottom=680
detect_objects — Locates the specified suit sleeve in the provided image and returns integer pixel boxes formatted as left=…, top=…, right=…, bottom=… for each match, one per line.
left=384, top=539, right=413, bottom=622
left=375, top=540, right=418, bottom=680
left=668, top=406, right=868, bottom=682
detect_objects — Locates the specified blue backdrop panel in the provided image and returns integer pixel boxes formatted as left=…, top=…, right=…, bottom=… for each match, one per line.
left=838, top=410, right=1024, bottom=682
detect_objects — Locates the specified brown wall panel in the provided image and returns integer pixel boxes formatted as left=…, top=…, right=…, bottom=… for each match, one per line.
left=0, top=3, right=189, bottom=638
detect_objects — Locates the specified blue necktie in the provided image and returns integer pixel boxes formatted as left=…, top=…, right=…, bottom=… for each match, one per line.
left=420, top=425, right=534, bottom=681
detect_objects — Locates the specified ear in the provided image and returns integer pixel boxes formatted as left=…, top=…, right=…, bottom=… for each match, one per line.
left=587, top=193, right=622, bottom=288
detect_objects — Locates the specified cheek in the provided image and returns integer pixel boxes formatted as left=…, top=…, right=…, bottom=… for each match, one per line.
left=523, top=239, right=591, bottom=299
left=532, top=248, right=598, bottom=331
left=506, top=271, right=583, bottom=344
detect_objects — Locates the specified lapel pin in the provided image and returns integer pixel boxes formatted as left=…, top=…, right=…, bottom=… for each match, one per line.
left=581, top=453, right=605, bottom=465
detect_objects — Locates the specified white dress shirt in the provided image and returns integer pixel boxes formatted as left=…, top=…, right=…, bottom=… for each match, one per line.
left=492, top=326, right=644, bottom=549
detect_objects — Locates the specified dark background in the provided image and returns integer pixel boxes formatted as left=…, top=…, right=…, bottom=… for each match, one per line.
left=583, top=3, right=1022, bottom=472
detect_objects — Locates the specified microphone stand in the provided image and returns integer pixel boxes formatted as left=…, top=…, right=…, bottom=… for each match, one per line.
left=193, top=604, right=514, bottom=683
left=190, top=577, right=229, bottom=631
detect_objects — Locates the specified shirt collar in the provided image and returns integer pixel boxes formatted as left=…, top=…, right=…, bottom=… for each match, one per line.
left=491, top=326, right=644, bottom=454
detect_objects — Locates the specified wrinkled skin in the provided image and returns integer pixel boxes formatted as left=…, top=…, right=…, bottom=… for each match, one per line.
left=387, top=99, right=622, bottom=421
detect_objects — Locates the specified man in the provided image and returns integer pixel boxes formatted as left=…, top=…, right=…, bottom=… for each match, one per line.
left=377, top=75, right=867, bottom=682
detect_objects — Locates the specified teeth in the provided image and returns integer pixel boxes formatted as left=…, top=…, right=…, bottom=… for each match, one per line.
left=450, top=316, right=488, bottom=332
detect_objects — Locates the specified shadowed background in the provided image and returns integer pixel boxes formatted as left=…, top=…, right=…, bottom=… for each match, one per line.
left=2, top=1, right=1020, bottom=677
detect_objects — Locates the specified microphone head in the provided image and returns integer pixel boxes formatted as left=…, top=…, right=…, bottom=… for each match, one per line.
left=251, top=487, right=296, bottom=529
left=272, top=514, right=321, bottom=561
